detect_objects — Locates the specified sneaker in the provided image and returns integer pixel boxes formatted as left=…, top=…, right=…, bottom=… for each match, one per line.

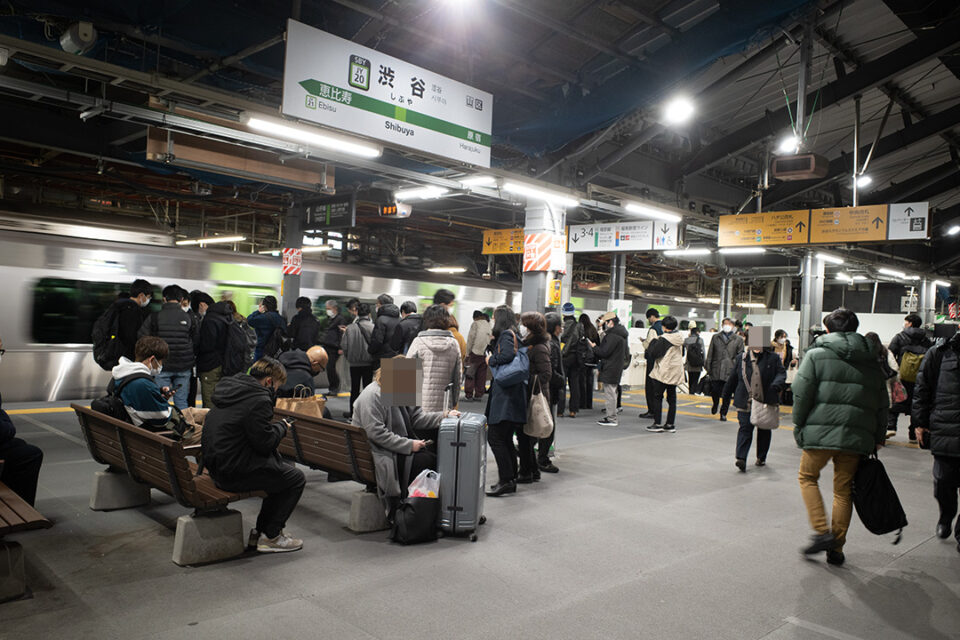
left=755, top=459, right=766, bottom=467
left=662, top=424, right=676, bottom=433
left=719, top=414, right=728, bottom=422
left=617, top=407, right=623, bottom=414
left=885, top=430, right=896, bottom=439
left=802, top=532, right=836, bottom=556
left=257, top=531, right=303, bottom=553
left=597, top=417, right=619, bottom=426
left=826, top=550, right=845, bottom=566
left=247, top=528, right=260, bottom=549
left=646, top=424, right=664, bottom=432
left=735, top=458, right=746, bottom=472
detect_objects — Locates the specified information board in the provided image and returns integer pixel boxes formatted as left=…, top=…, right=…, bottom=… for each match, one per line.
left=567, top=221, right=679, bottom=253
left=482, top=228, right=524, bottom=254
left=810, top=205, right=888, bottom=243
left=304, top=193, right=356, bottom=229
left=282, top=20, right=493, bottom=167
left=887, top=202, right=929, bottom=240
left=717, top=210, right=810, bottom=247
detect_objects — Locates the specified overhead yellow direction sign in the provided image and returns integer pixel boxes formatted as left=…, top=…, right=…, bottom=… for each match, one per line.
left=810, top=205, right=888, bottom=243
left=717, top=210, right=810, bottom=247
left=482, top=228, right=524, bottom=254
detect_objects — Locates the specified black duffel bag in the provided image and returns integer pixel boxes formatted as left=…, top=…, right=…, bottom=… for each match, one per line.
left=853, top=454, right=908, bottom=544
left=390, top=497, right=440, bottom=545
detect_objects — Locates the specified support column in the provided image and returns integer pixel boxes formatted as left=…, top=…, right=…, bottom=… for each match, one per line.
left=920, top=278, right=935, bottom=326
left=799, top=252, right=825, bottom=353
left=560, top=253, right=573, bottom=306
left=521, top=201, right=563, bottom=313
left=281, top=205, right=304, bottom=319
left=719, top=277, right=733, bottom=323
left=778, top=276, right=793, bottom=310
left=610, top=254, right=626, bottom=301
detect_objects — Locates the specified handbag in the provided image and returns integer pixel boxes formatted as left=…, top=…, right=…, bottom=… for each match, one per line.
left=853, top=454, right=907, bottom=543
left=891, top=380, right=908, bottom=404
left=785, top=364, right=798, bottom=385
left=275, top=385, right=327, bottom=419
left=390, top=496, right=440, bottom=545
left=490, top=331, right=529, bottom=387
left=742, top=355, right=779, bottom=429
left=524, top=375, right=554, bottom=438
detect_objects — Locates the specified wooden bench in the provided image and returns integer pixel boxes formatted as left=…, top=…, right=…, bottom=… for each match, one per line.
left=273, top=409, right=387, bottom=532
left=71, top=404, right=262, bottom=566
left=0, top=468, right=52, bottom=603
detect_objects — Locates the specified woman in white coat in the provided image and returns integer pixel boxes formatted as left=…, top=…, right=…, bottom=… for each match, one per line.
left=406, top=304, right=462, bottom=412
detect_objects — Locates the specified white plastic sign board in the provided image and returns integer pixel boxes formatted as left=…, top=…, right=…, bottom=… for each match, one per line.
left=282, top=20, right=493, bottom=167
left=887, top=202, right=929, bottom=241
left=568, top=221, right=679, bottom=252
left=901, top=295, right=918, bottom=313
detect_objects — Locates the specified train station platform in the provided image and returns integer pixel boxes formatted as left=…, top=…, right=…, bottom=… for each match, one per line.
left=3, top=391, right=958, bottom=640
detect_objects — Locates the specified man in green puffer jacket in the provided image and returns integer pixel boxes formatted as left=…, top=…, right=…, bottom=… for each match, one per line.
left=792, top=308, right=888, bottom=566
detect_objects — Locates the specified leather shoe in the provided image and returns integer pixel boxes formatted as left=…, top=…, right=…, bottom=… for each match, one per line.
left=802, top=532, right=836, bottom=555
left=538, top=461, right=559, bottom=473
left=638, top=411, right=654, bottom=419
left=937, top=522, right=951, bottom=539
left=516, top=473, right=535, bottom=484
left=826, top=550, right=845, bottom=566
left=486, top=480, right=516, bottom=497
left=719, top=414, right=728, bottom=422
left=735, top=458, right=746, bottom=472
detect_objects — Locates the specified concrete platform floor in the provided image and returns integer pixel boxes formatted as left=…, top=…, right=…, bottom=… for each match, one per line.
left=2, top=389, right=958, bottom=640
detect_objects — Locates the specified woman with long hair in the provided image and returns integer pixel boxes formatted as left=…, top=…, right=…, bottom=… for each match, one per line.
left=579, top=313, right=599, bottom=410
left=519, top=311, right=552, bottom=482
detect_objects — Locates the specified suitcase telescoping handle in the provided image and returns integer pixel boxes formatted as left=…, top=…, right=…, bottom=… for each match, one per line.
left=443, top=382, right=454, bottom=416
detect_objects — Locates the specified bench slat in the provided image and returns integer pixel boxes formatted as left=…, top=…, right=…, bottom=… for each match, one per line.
left=0, top=483, right=51, bottom=535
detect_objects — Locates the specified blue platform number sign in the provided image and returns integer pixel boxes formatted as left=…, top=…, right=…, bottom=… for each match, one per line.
left=349, top=55, right=370, bottom=91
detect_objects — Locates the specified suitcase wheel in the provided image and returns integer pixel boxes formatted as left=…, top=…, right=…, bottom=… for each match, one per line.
left=479, top=515, right=487, bottom=526
left=469, top=533, right=478, bottom=542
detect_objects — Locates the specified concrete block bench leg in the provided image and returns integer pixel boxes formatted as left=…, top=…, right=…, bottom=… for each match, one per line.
left=0, top=541, right=25, bottom=603
left=89, top=469, right=151, bottom=511
left=171, top=509, right=244, bottom=566
left=349, top=490, right=389, bottom=533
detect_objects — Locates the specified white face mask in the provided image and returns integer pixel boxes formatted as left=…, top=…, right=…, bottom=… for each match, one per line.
left=182, top=304, right=191, bottom=313
left=139, top=296, right=152, bottom=308
left=148, top=358, right=162, bottom=376
left=326, top=309, right=336, bottom=318
left=722, top=325, right=734, bottom=333
left=777, top=338, right=787, bottom=345
left=518, top=325, right=529, bottom=339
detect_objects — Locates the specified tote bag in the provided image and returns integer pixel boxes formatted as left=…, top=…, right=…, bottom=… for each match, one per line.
left=743, top=356, right=779, bottom=430
left=275, top=385, right=327, bottom=419
left=524, top=375, right=554, bottom=438
left=490, top=331, right=529, bottom=387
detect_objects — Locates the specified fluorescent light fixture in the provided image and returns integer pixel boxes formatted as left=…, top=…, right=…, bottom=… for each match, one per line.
left=302, top=245, right=332, bottom=253
left=245, top=116, right=381, bottom=158
left=502, top=181, right=580, bottom=208
left=663, top=248, right=712, bottom=257
left=698, top=297, right=721, bottom=304
left=394, top=186, right=449, bottom=201
left=934, top=280, right=950, bottom=287
left=719, top=247, right=766, bottom=255
left=855, top=174, right=873, bottom=188
left=907, top=275, right=921, bottom=281
left=673, top=296, right=697, bottom=303
left=835, top=272, right=852, bottom=281
left=427, top=266, right=467, bottom=274
left=778, top=134, right=800, bottom=154
left=736, top=302, right=767, bottom=309
left=176, top=235, right=245, bottom=246
left=947, top=225, right=960, bottom=236
left=878, top=268, right=907, bottom=279
left=663, top=96, right=694, bottom=125
left=258, top=249, right=281, bottom=256
left=624, top=202, right=682, bottom=223
left=460, top=175, right=496, bottom=188
left=852, top=275, right=868, bottom=281
left=817, top=252, right=844, bottom=265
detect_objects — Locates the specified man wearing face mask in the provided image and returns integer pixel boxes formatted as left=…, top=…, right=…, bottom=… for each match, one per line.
left=109, top=336, right=177, bottom=430
left=321, top=300, right=348, bottom=396
left=203, top=357, right=306, bottom=553
left=706, top=318, right=745, bottom=421
left=115, top=279, right=154, bottom=362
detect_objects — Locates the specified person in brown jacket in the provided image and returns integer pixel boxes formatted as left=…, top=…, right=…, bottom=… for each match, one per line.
left=520, top=311, right=552, bottom=483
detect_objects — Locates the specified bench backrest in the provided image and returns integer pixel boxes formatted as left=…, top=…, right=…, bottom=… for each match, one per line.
left=72, top=404, right=200, bottom=508
left=274, top=409, right=377, bottom=487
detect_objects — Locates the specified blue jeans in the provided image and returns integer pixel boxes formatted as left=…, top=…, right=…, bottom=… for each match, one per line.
left=156, top=369, right=191, bottom=410
left=736, top=411, right=771, bottom=462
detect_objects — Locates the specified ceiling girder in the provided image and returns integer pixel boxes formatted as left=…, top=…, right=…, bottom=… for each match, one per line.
left=863, top=162, right=958, bottom=205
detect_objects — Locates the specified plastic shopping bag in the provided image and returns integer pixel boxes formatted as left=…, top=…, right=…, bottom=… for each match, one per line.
left=408, top=469, right=440, bottom=498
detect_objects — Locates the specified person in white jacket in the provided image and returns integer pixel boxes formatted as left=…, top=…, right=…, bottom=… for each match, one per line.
left=406, top=304, right=462, bottom=412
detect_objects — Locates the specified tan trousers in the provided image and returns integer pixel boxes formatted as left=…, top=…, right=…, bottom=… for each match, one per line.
left=798, top=449, right=860, bottom=550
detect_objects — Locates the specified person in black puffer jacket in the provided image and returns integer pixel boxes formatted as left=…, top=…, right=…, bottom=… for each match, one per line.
left=138, top=284, right=198, bottom=410
left=277, top=346, right=329, bottom=399
left=197, top=300, right=233, bottom=408
left=723, top=343, right=786, bottom=472
left=913, top=331, right=960, bottom=548
left=202, top=358, right=306, bottom=553
left=287, top=297, right=320, bottom=351
left=391, top=301, right=422, bottom=355
left=368, top=294, right=402, bottom=361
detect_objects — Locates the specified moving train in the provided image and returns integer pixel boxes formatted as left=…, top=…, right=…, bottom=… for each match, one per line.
left=0, top=220, right=715, bottom=403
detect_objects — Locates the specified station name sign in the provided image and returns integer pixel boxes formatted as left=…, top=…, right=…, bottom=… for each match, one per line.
left=282, top=20, right=493, bottom=167
left=567, top=221, right=680, bottom=253
left=717, top=202, right=928, bottom=247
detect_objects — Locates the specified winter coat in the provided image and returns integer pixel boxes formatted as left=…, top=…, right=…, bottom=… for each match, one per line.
left=450, top=327, right=468, bottom=361
left=391, top=313, right=422, bottom=355
left=722, top=350, right=786, bottom=411
left=888, top=326, right=933, bottom=363
left=772, top=340, right=796, bottom=368
left=649, top=331, right=685, bottom=386
left=913, top=333, right=960, bottom=458
left=792, top=332, right=888, bottom=455
left=882, top=349, right=899, bottom=404
left=0, top=391, right=15, bottom=446
left=139, top=302, right=198, bottom=372
left=277, top=350, right=316, bottom=397
left=287, top=308, right=321, bottom=351
left=466, top=319, right=492, bottom=356
left=368, top=303, right=401, bottom=360
left=197, top=301, right=233, bottom=373
left=548, top=335, right=565, bottom=396
left=247, top=310, right=286, bottom=361
left=116, top=298, right=149, bottom=362
left=352, top=382, right=443, bottom=502
left=485, top=329, right=528, bottom=425
left=593, top=323, right=629, bottom=385
left=407, top=329, right=461, bottom=412
left=560, top=317, right=583, bottom=366
left=110, top=357, right=172, bottom=429
left=321, top=312, right=348, bottom=348
left=706, top=331, right=744, bottom=381
left=202, top=373, right=287, bottom=480
left=342, top=316, right=376, bottom=366
left=683, top=335, right=705, bottom=372
left=524, top=333, right=553, bottom=403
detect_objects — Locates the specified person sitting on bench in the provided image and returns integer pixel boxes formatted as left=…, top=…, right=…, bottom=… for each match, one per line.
left=202, top=357, right=306, bottom=553
left=110, top=336, right=178, bottom=430
left=352, top=357, right=456, bottom=521
left=0, top=335, right=43, bottom=506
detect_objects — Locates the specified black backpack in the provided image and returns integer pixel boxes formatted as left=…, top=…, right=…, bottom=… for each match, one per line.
left=263, top=326, right=294, bottom=359
left=853, top=454, right=907, bottom=543
left=90, top=373, right=152, bottom=422
left=686, top=339, right=705, bottom=369
left=91, top=302, right=125, bottom=371
left=222, top=319, right=254, bottom=375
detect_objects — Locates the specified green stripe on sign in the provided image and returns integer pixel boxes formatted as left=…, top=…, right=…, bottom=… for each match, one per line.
left=299, top=79, right=490, bottom=147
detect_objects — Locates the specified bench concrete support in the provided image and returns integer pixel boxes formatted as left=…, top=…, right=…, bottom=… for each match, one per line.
left=171, top=509, right=244, bottom=566
left=89, top=470, right=152, bottom=511
left=349, top=490, right=389, bottom=533
left=0, top=541, right=25, bottom=603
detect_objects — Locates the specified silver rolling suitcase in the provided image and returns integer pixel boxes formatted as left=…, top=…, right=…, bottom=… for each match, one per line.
left=437, top=407, right=487, bottom=541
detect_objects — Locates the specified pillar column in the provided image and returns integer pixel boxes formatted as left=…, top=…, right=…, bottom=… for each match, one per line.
left=610, top=253, right=626, bottom=301
left=779, top=276, right=793, bottom=311
left=920, top=278, right=935, bottom=326
left=560, top=253, right=574, bottom=306
left=799, top=251, right=825, bottom=352
left=520, top=201, right=563, bottom=313
left=281, top=205, right=304, bottom=319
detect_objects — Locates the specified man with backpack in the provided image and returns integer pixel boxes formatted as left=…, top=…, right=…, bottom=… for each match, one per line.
left=197, top=300, right=235, bottom=408
left=138, top=285, right=198, bottom=410
left=683, top=324, right=705, bottom=395
left=888, top=313, right=933, bottom=442
left=92, top=279, right=154, bottom=370
left=342, top=302, right=377, bottom=418
left=105, top=336, right=177, bottom=430
left=287, top=297, right=321, bottom=351
left=368, top=294, right=402, bottom=360
left=912, top=329, right=960, bottom=551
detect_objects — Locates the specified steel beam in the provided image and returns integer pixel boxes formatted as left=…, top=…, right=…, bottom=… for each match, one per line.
left=681, top=16, right=960, bottom=177
left=864, top=162, right=959, bottom=205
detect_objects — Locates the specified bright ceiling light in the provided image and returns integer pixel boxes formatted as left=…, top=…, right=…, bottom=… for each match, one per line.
left=736, top=302, right=767, bottom=309
left=719, top=247, right=766, bottom=255
left=836, top=272, right=852, bottom=281
left=302, top=245, right=332, bottom=253
left=176, top=235, right=245, bottom=246
left=502, top=181, right=580, bottom=208
left=698, top=297, right=721, bottom=304
left=246, top=116, right=382, bottom=158
left=856, top=174, right=873, bottom=188
left=395, top=186, right=449, bottom=201
left=427, top=266, right=467, bottom=274
left=778, top=134, right=800, bottom=154
left=852, top=275, right=868, bottom=281
left=878, top=268, right=907, bottom=279
left=907, top=275, right=921, bottom=281
left=624, top=202, right=682, bottom=223
left=664, top=248, right=712, bottom=257
left=663, top=96, right=695, bottom=125
left=934, top=280, right=950, bottom=287
left=946, top=225, right=960, bottom=236
left=460, top=175, right=497, bottom=188
left=817, top=252, right=844, bottom=265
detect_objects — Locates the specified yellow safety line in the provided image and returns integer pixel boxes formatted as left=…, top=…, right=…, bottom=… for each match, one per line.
left=8, top=407, right=81, bottom=415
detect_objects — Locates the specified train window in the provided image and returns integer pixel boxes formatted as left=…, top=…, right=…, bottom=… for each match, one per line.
left=31, top=278, right=161, bottom=344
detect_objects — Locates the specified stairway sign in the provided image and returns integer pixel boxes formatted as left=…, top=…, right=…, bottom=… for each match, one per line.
left=888, top=202, right=929, bottom=241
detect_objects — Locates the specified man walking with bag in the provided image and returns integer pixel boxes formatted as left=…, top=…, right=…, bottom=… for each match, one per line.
left=792, top=308, right=888, bottom=566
